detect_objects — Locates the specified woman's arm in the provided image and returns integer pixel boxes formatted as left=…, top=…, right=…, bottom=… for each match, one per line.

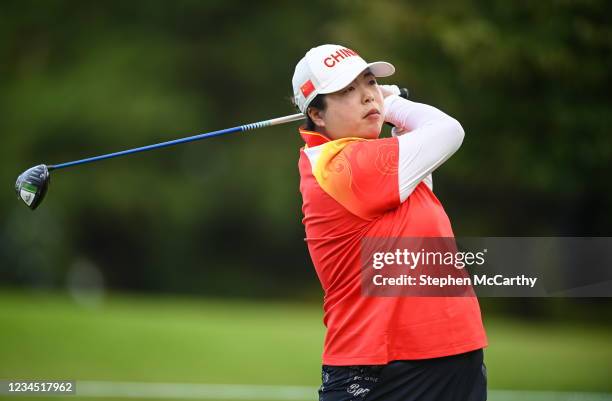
left=384, top=95, right=464, bottom=201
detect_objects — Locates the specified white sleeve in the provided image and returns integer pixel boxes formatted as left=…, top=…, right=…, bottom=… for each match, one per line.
left=384, top=95, right=464, bottom=202
left=391, top=126, right=433, bottom=191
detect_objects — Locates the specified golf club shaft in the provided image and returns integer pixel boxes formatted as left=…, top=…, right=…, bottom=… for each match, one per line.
left=47, top=88, right=409, bottom=171
left=48, top=113, right=306, bottom=171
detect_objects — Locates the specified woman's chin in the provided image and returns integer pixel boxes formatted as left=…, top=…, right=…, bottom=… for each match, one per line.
left=361, top=125, right=383, bottom=139
left=334, top=123, right=382, bottom=140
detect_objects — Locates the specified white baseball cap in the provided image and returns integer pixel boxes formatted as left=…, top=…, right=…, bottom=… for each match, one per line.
left=292, top=44, right=395, bottom=114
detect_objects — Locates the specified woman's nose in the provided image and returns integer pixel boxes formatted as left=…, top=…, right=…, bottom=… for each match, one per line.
left=362, top=91, right=375, bottom=104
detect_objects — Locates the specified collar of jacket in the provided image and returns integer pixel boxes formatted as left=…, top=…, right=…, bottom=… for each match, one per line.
left=299, top=127, right=331, bottom=148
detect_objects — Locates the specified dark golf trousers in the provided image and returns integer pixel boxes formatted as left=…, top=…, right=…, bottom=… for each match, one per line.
left=319, top=349, right=486, bottom=401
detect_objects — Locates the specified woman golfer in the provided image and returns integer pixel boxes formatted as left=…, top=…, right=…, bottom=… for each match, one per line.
left=293, top=44, right=488, bottom=401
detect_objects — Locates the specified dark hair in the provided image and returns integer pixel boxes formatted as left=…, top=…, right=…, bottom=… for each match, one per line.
left=305, top=94, right=327, bottom=131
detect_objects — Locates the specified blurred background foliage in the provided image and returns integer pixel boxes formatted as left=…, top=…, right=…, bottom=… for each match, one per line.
left=1, top=0, right=611, bottom=317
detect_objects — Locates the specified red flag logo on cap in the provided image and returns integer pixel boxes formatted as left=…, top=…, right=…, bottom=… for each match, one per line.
left=300, top=80, right=315, bottom=98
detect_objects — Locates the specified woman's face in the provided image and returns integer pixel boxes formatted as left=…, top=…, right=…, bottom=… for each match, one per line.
left=309, top=70, right=384, bottom=140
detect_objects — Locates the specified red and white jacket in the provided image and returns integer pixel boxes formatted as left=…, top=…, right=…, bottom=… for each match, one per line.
left=298, top=95, right=487, bottom=365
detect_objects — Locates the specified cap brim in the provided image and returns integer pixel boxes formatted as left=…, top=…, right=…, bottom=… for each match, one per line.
left=319, top=61, right=395, bottom=95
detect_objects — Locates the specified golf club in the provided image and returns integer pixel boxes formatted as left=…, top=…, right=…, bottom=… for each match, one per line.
left=15, top=88, right=409, bottom=210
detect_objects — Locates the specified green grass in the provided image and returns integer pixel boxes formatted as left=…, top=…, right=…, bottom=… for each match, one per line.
left=0, top=290, right=324, bottom=385
left=0, top=289, right=610, bottom=400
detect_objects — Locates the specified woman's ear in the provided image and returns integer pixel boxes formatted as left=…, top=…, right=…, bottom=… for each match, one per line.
left=308, top=107, right=326, bottom=128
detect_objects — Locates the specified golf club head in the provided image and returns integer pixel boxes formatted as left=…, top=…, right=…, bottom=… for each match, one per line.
left=15, top=164, right=50, bottom=210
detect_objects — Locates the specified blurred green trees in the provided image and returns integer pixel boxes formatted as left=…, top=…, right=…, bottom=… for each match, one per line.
left=1, top=0, right=610, bottom=299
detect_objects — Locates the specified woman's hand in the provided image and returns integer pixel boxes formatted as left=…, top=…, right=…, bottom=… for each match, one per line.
left=379, top=84, right=401, bottom=98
